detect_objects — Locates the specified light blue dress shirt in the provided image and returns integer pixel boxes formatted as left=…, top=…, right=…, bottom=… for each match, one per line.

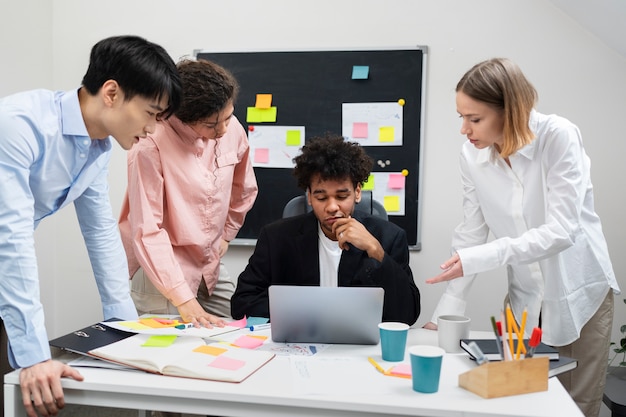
left=0, top=89, right=138, bottom=368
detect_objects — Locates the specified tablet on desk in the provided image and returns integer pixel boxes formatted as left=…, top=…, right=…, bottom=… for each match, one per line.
left=268, top=285, right=384, bottom=345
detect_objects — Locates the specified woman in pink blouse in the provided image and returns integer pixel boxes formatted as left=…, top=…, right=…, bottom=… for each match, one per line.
left=119, top=59, right=258, bottom=328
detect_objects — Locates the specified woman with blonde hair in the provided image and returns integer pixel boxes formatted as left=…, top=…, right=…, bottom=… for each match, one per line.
left=426, top=58, right=620, bottom=417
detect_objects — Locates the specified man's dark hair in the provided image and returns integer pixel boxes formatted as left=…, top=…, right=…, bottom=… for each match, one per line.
left=293, top=134, right=373, bottom=190
left=174, top=59, right=239, bottom=124
left=81, top=35, right=182, bottom=118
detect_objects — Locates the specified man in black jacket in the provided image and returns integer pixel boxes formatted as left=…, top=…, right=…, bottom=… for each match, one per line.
left=231, top=134, right=420, bottom=325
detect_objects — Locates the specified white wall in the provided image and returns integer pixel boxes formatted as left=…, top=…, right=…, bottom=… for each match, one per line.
left=2, top=0, right=625, bottom=346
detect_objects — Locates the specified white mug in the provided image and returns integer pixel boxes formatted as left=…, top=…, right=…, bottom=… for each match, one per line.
left=437, top=315, right=471, bottom=353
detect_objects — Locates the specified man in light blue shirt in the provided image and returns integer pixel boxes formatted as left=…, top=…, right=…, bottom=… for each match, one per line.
left=0, top=35, right=181, bottom=417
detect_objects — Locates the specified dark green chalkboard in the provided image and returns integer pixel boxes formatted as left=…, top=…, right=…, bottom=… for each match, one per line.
left=197, top=47, right=426, bottom=249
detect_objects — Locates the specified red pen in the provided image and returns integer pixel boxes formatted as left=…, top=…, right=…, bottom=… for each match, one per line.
left=526, top=327, right=542, bottom=358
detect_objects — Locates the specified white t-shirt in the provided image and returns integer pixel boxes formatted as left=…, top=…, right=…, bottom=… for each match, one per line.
left=317, top=223, right=342, bottom=287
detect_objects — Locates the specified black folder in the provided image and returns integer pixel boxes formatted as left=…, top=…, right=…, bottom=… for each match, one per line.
left=49, top=318, right=134, bottom=356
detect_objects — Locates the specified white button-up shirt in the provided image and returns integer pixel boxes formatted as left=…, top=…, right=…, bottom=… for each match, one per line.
left=431, top=110, right=620, bottom=346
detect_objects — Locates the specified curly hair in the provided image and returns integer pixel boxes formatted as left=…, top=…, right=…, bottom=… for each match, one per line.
left=175, top=59, right=239, bottom=124
left=293, top=134, right=373, bottom=191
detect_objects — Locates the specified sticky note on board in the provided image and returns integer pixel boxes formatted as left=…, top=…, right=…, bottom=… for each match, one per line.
left=352, top=122, right=368, bottom=138
left=384, top=195, right=400, bottom=212
left=286, top=130, right=301, bottom=146
left=141, top=335, right=177, bottom=347
left=254, top=148, right=270, bottom=164
left=194, top=345, right=228, bottom=356
left=362, top=174, right=375, bottom=191
left=209, top=356, right=245, bottom=371
left=352, top=65, right=369, bottom=80
left=388, top=173, right=406, bottom=190
left=379, top=126, right=395, bottom=142
left=247, top=107, right=277, bottom=123
left=255, top=94, right=272, bottom=108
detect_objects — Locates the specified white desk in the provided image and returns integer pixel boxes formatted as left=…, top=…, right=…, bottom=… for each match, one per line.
left=4, top=329, right=583, bottom=417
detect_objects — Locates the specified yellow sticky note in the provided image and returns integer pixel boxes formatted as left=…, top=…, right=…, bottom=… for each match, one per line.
left=286, top=130, right=301, bottom=146
left=142, top=335, right=177, bottom=347
left=247, top=107, right=264, bottom=123
left=262, top=107, right=277, bottom=122
left=255, top=94, right=272, bottom=109
left=116, top=321, right=152, bottom=330
left=362, top=174, right=375, bottom=191
left=383, top=195, right=400, bottom=212
left=379, top=126, right=395, bottom=142
left=248, top=107, right=277, bottom=123
left=193, top=345, right=228, bottom=356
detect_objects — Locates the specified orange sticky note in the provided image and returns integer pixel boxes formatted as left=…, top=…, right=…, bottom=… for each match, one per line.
left=255, top=94, right=272, bottom=109
left=193, top=345, right=228, bottom=356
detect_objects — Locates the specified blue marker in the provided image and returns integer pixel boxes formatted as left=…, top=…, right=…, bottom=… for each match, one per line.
left=175, top=323, right=194, bottom=330
left=249, top=323, right=271, bottom=331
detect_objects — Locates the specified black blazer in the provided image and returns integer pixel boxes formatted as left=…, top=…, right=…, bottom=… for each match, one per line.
left=231, top=211, right=420, bottom=325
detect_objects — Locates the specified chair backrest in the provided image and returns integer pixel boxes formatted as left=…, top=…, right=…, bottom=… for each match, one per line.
left=282, top=190, right=388, bottom=220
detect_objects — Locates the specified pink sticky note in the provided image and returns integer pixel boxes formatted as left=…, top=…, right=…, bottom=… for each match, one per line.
left=254, top=148, right=269, bottom=163
left=228, top=317, right=248, bottom=329
left=352, top=122, right=368, bottom=138
left=209, top=355, right=245, bottom=371
left=233, top=335, right=265, bottom=349
left=388, top=173, right=406, bottom=190
left=389, top=363, right=412, bottom=377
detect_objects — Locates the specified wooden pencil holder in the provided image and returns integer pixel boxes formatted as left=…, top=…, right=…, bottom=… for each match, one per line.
left=458, top=357, right=549, bottom=399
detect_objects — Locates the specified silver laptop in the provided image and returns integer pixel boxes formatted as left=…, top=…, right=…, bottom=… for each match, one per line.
left=268, top=285, right=384, bottom=345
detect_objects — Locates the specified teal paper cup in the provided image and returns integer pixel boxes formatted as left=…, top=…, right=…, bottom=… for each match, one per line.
left=409, top=345, right=445, bottom=393
left=378, top=322, right=409, bottom=362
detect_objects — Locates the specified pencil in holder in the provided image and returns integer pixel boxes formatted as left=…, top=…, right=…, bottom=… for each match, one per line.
left=458, top=357, right=549, bottom=399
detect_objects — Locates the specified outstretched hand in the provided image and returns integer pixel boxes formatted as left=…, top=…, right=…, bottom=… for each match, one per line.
left=20, top=360, right=84, bottom=417
left=425, top=253, right=464, bottom=284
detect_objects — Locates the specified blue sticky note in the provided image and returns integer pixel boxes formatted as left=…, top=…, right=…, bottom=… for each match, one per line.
left=246, top=316, right=269, bottom=327
left=352, top=65, right=369, bottom=80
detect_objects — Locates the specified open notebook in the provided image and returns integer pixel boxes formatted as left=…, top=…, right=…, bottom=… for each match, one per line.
left=89, top=333, right=275, bottom=383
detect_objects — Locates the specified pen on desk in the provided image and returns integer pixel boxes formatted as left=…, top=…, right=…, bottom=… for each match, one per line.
left=526, top=327, right=542, bottom=358
left=175, top=323, right=194, bottom=329
left=249, top=323, right=271, bottom=331
left=467, top=341, right=489, bottom=365
left=490, top=316, right=504, bottom=360
left=367, top=357, right=387, bottom=375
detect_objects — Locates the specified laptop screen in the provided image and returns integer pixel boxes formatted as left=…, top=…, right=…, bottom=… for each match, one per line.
left=268, top=285, right=384, bottom=345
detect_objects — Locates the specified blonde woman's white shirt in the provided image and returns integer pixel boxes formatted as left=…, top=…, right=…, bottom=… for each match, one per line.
left=431, top=110, right=620, bottom=346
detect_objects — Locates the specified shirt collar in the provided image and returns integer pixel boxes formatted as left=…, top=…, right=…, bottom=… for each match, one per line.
left=60, top=88, right=90, bottom=137
left=167, top=116, right=207, bottom=155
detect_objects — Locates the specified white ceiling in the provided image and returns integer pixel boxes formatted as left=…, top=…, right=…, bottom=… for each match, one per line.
left=548, top=0, right=626, bottom=58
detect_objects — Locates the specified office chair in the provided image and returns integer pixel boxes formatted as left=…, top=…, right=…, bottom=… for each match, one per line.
left=282, top=190, right=388, bottom=220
